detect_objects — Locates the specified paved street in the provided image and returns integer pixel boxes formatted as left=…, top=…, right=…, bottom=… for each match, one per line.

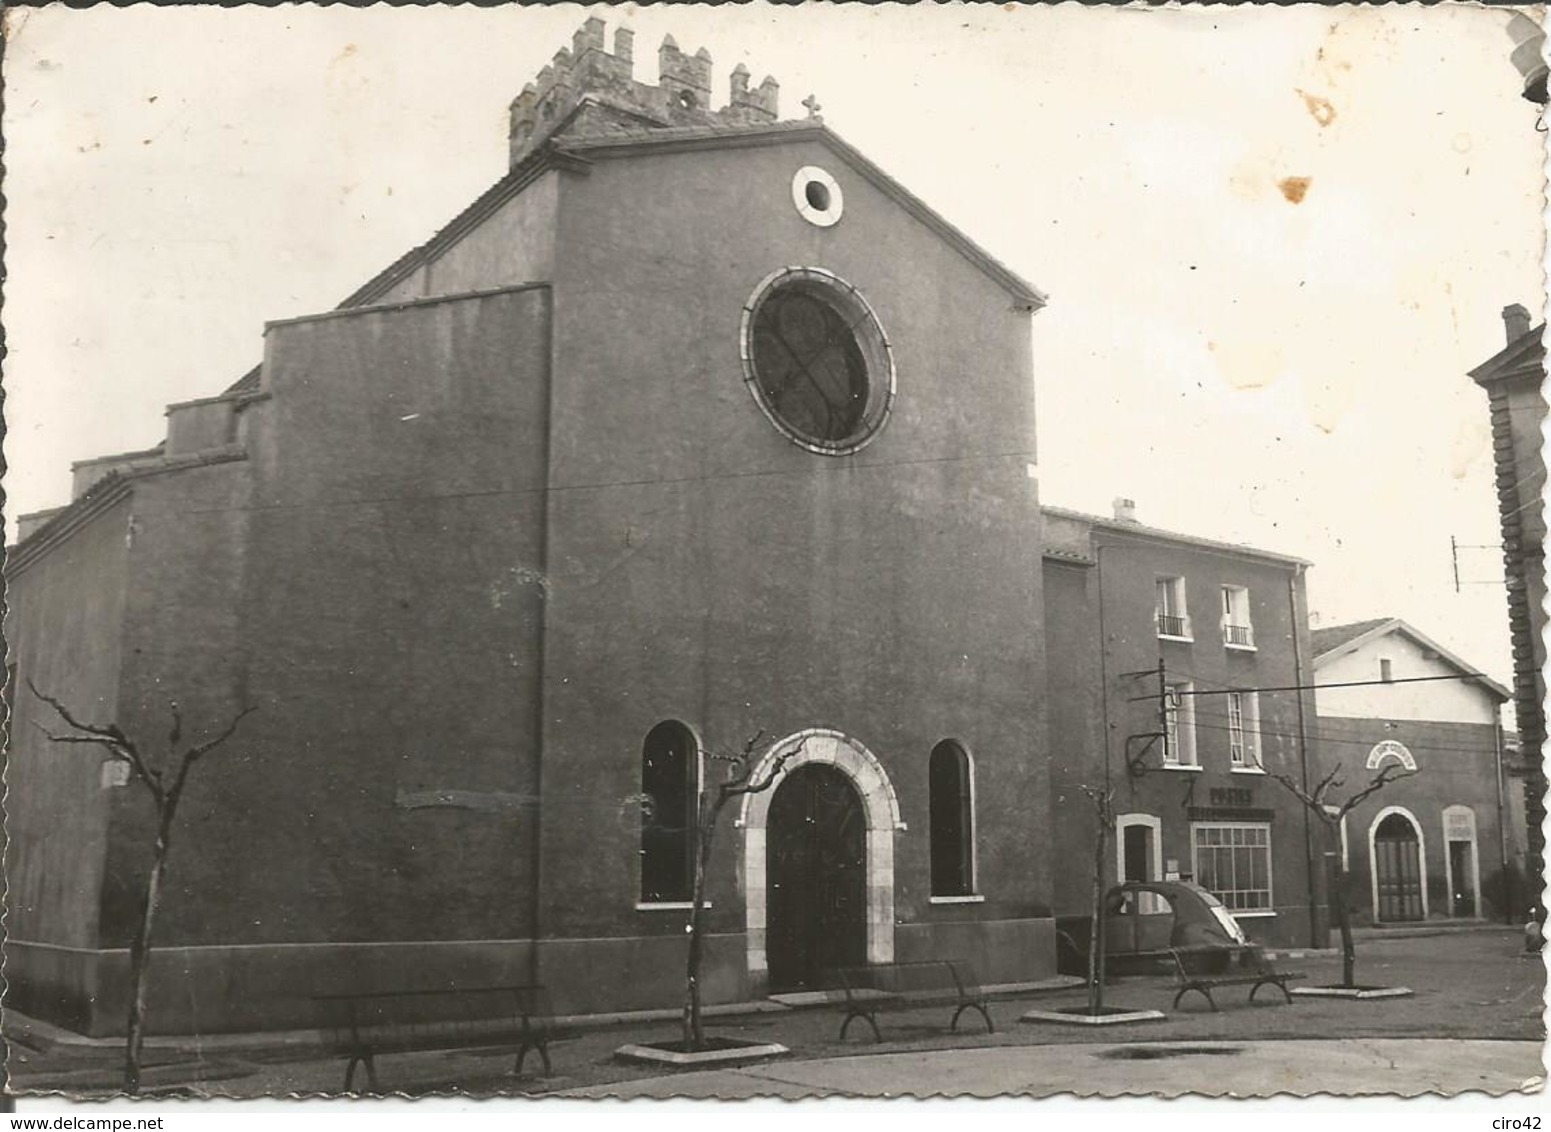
left=6, top=926, right=1543, bottom=1099
left=561, top=1039, right=1546, bottom=1099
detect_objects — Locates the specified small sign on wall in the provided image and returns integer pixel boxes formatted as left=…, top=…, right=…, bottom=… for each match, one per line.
left=100, top=760, right=131, bottom=788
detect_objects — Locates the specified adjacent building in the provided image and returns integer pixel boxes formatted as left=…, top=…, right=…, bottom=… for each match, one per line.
left=1311, top=618, right=1516, bottom=924
left=1467, top=303, right=1546, bottom=919
left=1043, top=501, right=1321, bottom=952
left=5, top=21, right=1056, bottom=1035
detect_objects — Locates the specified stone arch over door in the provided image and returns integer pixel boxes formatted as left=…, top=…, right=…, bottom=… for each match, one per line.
left=736, top=728, right=905, bottom=983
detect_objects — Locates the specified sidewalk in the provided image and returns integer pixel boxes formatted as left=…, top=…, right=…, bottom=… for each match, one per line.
left=6, top=927, right=1541, bottom=1098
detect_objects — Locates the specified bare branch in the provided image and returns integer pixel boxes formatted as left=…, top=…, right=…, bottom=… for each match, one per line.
left=29, top=720, right=126, bottom=751
left=1335, top=763, right=1416, bottom=820
left=167, top=705, right=258, bottom=808
left=181, top=705, right=257, bottom=766
left=28, top=680, right=122, bottom=743
left=1310, top=761, right=1343, bottom=806
left=168, top=701, right=183, bottom=748
left=28, top=680, right=164, bottom=799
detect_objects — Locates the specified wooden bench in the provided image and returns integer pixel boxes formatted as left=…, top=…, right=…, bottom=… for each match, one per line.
left=314, top=984, right=561, bottom=1091
left=1168, top=946, right=1305, bottom=1012
left=836, top=960, right=993, bottom=1041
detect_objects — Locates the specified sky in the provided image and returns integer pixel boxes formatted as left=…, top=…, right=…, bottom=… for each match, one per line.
left=3, top=3, right=1544, bottom=688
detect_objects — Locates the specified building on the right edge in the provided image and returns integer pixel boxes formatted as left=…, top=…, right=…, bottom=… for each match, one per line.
left=1311, top=618, right=1516, bottom=924
left=1467, top=303, right=1546, bottom=923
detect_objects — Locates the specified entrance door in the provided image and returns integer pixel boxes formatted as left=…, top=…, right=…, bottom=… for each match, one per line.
left=767, top=764, right=866, bottom=992
left=1373, top=813, right=1424, bottom=922
left=1449, top=839, right=1475, bottom=918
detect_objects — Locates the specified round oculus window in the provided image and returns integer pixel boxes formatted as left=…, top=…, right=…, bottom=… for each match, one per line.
left=792, top=165, right=844, bottom=227
left=739, top=267, right=895, bottom=455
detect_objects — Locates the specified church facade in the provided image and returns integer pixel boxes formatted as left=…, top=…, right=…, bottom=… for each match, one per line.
left=6, top=21, right=1056, bottom=1035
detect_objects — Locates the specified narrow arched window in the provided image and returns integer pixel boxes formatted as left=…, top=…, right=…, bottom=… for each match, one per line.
left=640, top=721, right=698, bottom=903
left=929, top=740, right=975, bottom=897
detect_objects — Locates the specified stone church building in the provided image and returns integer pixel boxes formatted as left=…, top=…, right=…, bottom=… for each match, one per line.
left=6, top=21, right=1055, bottom=1034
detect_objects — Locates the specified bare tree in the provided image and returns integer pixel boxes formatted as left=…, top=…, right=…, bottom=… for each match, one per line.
left=1269, top=760, right=1414, bottom=988
left=28, top=681, right=255, bottom=1095
left=681, top=731, right=801, bottom=1052
left=1078, top=783, right=1115, bottom=1015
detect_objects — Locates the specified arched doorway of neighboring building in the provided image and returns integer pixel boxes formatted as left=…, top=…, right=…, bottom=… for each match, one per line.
left=766, top=764, right=866, bottom=992
left=1442, top=805, right=1480, bottom=919
left=1370, top=808, right=1426, bottom=923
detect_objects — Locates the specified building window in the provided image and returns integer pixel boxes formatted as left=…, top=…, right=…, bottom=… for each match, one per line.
left=1379, top=657, right=1393, bottom=683
left=640, top=721, right=699, bottom=904
left=1192, top=822, right=1273, bottom=912
left=1156, top=576, right=1191, bottom=639
left=1221, top=585, right=1254, bottom=649
left=929, top=740, right=975, bottom=897
left=1227, top=691, right=1261, bottom=769
left=740, top=267, right=895, bottom=456
left=1163, top=682, right=1197, bottom=766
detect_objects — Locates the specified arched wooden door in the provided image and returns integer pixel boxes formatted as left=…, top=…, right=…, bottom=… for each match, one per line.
left=1373, top=812, right=1424, bottom=922
left=767, top=764, right=866, bottom=992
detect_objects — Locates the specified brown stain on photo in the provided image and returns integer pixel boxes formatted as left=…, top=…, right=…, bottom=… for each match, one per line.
left=1296, top=88, right=1337, bottom=127
left=1278, top=176, right=1312, bottom=204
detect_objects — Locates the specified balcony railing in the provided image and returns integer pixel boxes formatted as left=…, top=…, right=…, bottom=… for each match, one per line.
left=1157, top=613, right=1191, bottom=638
left=1223, top=623, right=1255, bottom=648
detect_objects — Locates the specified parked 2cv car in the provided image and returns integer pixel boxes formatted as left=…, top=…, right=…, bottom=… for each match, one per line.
left=1056, top=880, right=1250, bottom=976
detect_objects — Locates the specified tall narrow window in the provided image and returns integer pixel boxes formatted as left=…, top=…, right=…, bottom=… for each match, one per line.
left=1221, top=585, right=1254, bottom=649
left=1163, top=682, right=1197, bottom=766
left=1156, top=577, right=1191, bottom=639
left=929, top=740, right=975, bottom=897
left=1227, top=691, right=1261, bottom=769
left=640, top=721, right=698, bottom=904
left=1379, top=657, right=1394, bottom=683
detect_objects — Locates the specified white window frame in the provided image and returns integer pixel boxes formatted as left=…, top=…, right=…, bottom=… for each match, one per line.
left=1227, top=690, right=1262, bottom=772
left=1163, top=682, right=1198, bottom=768
left=1156, top=576, right=1193, bottom=640
left=1220, top=585, right=1255, bottom=650
left=1190, top=821, right=1274, bottom=916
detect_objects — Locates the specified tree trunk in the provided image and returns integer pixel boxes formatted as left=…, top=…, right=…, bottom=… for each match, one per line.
left=125, top=819, right=172, bottom=1095
left=682, top=794, right=720, bottom=1052
left=1086, top=814, right=1108, bottom=1015
left=1332, top=862, right=1357, bottom=987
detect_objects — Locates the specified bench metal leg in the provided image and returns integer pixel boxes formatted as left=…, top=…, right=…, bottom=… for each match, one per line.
left=1249, top=978, right=1293, bottom=1005
left=839, top=1010, right=882, bottom=1042
left=345, top=1054, right=379, bottom=1093
left=951, top=1003, right=994, bottom=1034
left=515, top=1041, right=553, bottom=1077
left=1173, top=984, right=1219, bottom=1012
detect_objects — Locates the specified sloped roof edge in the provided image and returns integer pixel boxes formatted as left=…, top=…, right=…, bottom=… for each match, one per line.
left=1469, top=322, right=1546, bottom=386
left=555, top=121, right=1047, bottom=309
left=1311, top=616, right=1510, bottom=702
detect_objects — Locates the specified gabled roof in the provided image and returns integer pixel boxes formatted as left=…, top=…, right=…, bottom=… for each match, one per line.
left=1310, top=617, right=1392, bottom=658
left=225, top=114, right=1045, bottom=395
left=1310, top=616, right=1510, bottom=702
